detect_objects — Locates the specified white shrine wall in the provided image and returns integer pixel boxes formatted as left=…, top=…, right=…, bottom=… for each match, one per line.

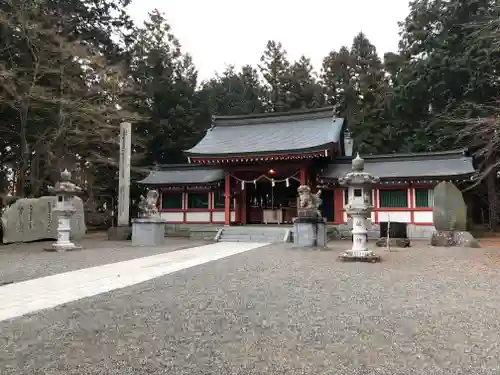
left=159, top=190, right=235, bottom=224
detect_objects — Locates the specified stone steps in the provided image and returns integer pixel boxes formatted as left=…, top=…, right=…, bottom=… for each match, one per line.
left=217, top=226, right=292, bottom=243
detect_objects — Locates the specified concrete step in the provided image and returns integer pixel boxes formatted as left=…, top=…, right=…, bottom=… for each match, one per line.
left=217, top=227, right=291, bottom=243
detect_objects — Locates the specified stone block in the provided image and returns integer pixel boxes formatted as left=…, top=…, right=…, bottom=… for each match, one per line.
left=376, top=237, right=411, bottom=248
left=293, top=216, right=327, bottom=247
left=1, top=196, right=86, bottom=244
left=433, top=181, right=467, bottom=231
left=132, top=218, right=166, bottom=246
left=107, top=225, right=131, bottom=241
left=430, top=230, right=480, bottom=248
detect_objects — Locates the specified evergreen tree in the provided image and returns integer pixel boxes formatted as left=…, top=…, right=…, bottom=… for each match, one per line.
left=127, top=10, right=206, bottom=165
left=322, top=33, right=390, bottom=154
left=259, top=40, right=291, bottom=112
left=200, top=65, right=265, bottom=115
left=288, top=56, right=325, bottom=110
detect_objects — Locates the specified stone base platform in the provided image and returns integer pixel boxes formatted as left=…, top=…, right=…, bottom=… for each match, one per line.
left=293, top=209, right=327, bottom=248
left=338, top=253, right=381, bottom=263
left=132, top=218, right=166, bottom=246
left=44, top=244, right=83, bottom=252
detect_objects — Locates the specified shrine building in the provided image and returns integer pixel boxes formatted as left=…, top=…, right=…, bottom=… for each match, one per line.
left=138, top=107, right=475, bottom=240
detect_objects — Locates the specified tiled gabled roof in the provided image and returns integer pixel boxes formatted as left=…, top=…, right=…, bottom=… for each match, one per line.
left=185, top=107, right=344, bottom=157
left=321, top=150, right=475, bottom=180
left=138, top=165, right=224, bottom=185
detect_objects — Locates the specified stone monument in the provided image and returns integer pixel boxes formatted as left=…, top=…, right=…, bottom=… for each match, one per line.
left=108, top=121, right=132, bottom=240
left=338, top=154, right=381, bottom=262
left=430, top=181, right=480, bottom=248
left=131, top=189, right=166, bottom=246
left=1, top=196, right=86, bottom=244
left=293, top=185, right=327, bottom=247
left=45, top=169, right=83, bottom=252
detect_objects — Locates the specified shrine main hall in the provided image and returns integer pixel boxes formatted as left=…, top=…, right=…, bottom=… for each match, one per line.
left=139, top=107, right=475, bottom=240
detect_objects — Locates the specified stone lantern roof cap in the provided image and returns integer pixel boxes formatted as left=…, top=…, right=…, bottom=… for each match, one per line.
left=61, top=169, right=72, bottom=181
left=352, top=153, right=364, bottom=171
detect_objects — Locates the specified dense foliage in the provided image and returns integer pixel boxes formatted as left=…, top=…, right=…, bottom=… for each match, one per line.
left=2, top=0, right=500, bottom=213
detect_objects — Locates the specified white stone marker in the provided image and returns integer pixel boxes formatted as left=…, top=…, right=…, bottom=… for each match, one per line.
left=117, top=122, right=131, bottom=227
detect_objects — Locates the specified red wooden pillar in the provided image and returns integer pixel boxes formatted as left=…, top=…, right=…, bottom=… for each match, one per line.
left=241, top=187, right=247, bottom=225
left=409, top=185, right=415, bottom=224
left=299, top=167, right=307, bottom=185
left=224, top=172, right=231, bottom=225
left=235, top=193, right=240, bottom=224
left=333, top=188, right=345, bottom=223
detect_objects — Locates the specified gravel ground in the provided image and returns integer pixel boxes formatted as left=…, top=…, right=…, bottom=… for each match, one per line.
left=2, top=243, right=500, bottom=374
left=0, top=233, right=208, bottom=284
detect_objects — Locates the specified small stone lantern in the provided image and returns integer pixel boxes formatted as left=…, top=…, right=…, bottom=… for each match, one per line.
left=338, top=154, right=381, bottom=262
left=45, top=169, right=82, bottom=252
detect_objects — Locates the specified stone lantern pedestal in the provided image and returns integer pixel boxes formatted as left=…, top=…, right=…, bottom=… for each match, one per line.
left=45, top=170, right=83, bottom=252
left=338, top=154, right=381, bottom=262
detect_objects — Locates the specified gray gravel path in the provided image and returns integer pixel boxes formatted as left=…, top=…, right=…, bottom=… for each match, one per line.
left=0, top=234, right=208, bottom=284
left=1, top=243, right=500, bottom=374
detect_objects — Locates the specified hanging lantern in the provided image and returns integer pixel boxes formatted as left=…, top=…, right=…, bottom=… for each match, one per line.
left=286, top=178, right=289, bottom=187
left=241, top=180, right=245, bottom=190
left=271, top=179, right=275, bottom=187
left=268, top=169, right=276, bottom=175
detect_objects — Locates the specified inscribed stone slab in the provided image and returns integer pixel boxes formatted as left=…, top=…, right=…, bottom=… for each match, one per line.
left=1, top=196, right=86, bottom=244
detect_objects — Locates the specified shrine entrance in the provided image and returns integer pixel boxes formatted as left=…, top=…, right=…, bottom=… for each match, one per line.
left=231, top=167, right=303, bottom=225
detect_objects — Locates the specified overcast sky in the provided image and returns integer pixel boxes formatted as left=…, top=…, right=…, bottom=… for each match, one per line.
left=127, top=0, right=411, bottom=81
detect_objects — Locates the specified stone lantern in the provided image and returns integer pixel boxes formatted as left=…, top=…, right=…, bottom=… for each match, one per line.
left=338, top=154, right=381, bottom=262
left=45, top=169, right=82, bottom=252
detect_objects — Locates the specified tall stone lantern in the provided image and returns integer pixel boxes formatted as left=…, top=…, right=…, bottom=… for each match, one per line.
left=338, top=154, right=381, bottom=262
left=45, top=169, right=83, bottom=252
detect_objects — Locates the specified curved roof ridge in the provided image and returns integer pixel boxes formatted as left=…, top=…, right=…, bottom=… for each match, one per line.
left=213, top=106, right=336, bottom=127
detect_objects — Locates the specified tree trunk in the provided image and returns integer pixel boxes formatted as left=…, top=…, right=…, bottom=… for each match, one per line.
left=487, top=168, right=498, bottom=231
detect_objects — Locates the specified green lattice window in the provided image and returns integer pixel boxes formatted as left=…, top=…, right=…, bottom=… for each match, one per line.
left=187, top=192, right=209, bottom=209
left=415, top=189, right=434, bottom=208
left=161, top=192, right=183, bottom=209
left=379, top=189, right=408, bottom=208
left=213, top=190, right=234, bottom=209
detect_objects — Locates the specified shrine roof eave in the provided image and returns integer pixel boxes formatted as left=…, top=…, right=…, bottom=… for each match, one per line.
left=184, top=107, right=344, bottom=157
left=137, top=165, right=224, bottom=185
left=186, top=145, right=334, bottom=163
left=319, top=150, right=476, bottom=181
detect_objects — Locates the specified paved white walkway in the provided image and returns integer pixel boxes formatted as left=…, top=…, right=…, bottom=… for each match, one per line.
left=0, top=242, right=268, bottom=322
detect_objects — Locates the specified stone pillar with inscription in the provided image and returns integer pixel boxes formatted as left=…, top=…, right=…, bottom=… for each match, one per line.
left=338, top=154, right=381, bottom=262
left=108, top=122, right=132, bottom=240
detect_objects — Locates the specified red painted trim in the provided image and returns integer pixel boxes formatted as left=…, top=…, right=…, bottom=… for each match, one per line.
left=241, top=188, right=247, bottom=225
left=224, top=173, right=231, bottom=225
left=300, top=167, right=307, bottom=185
left=377, top=185, right=410, bottom=190
left=189, top=150, right=330, bottom=164
left=183, top=193, right=187, bottom=223
left=414, top=222, right=433, bottom=225
left=333, top=188, right=345, bottom=224
left=409, top=186, right=415, bottom=224
left=373, top=189, right=379, bottom=223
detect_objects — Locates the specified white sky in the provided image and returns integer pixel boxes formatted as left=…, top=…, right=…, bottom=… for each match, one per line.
left=127, top=0, right=411, bottom=82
